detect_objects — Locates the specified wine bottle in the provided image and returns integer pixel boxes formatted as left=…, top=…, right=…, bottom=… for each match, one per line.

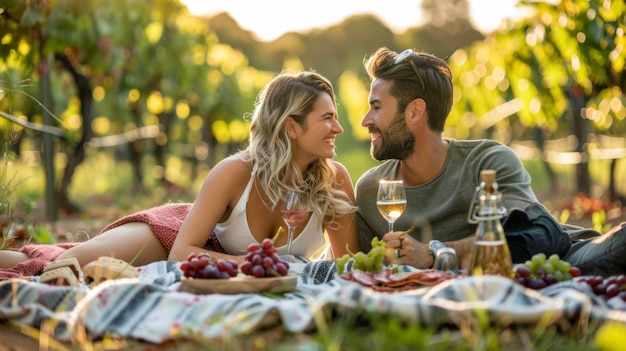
left=468, top=170, right=512, bottom=277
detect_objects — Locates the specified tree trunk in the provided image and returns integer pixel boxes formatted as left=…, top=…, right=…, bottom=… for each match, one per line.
left=40, top=54, right=57, bottom=221
left=129, top=104, right=145, bottom=193
left=569, top=84, right=591, bottom=195
left=55, top=53, right=94, bottom=214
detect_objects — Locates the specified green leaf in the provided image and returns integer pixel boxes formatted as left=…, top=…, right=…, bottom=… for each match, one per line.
left=19, top=5, right=44, bottom=27
left=0, top=0, right=23, bottom=10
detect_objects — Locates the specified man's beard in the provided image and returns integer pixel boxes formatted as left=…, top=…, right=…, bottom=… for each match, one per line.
left=371, top=113, right=415, bottom=161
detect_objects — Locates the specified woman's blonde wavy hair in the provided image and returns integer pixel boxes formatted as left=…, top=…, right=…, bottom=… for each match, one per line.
left=238, top=71, right=355, bottom=229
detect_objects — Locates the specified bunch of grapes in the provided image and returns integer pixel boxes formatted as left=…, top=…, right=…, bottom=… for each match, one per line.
left=180, top=252, right=239, bottom=279
left=336, top=237, right=386, bottom=275
left=513, top=253, right=582, bottom=290
left=575, top=275, right=626, bottom=301
left=240, top=238, right=290, bottom=278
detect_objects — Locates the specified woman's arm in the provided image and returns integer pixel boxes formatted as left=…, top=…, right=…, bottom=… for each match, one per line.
left=168, top=158, right=250, bottom=263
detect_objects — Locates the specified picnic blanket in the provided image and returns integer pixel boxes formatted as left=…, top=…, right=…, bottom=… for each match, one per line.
left=1, top=260, right=625, bottom=343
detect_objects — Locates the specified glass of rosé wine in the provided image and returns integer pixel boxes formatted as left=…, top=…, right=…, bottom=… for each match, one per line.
left=281, top=190, right=312, bottom=256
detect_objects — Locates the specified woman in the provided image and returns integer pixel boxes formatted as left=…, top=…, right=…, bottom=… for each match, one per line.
left=0, top=71, right=359, bottom=278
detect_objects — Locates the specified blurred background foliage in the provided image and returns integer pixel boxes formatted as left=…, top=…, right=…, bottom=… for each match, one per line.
left=0, top=0, right=624, bottom=228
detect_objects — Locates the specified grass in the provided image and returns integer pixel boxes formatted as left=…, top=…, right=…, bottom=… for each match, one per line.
left=1, top=309, right=610, bottom=350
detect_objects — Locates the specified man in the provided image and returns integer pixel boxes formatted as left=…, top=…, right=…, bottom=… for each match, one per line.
left=355, top=47, right=625, bottom=276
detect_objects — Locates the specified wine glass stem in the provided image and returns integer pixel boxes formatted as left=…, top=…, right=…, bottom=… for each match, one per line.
left=286, top=226, right=295, bottom=256
left=388, top=221, right=394, bottom=233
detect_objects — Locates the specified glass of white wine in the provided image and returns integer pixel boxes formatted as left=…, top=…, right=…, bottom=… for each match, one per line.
left=376, top=180, right=407, bottom=232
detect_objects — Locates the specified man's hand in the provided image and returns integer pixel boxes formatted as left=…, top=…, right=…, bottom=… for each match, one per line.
left=382, top=232, right=432, bottom=269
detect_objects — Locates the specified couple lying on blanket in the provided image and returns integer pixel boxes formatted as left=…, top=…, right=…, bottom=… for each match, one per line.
left=1, top=195, right=624, bottom=282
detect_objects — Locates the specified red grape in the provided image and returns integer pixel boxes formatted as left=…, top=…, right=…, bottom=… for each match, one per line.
left=240, top=261, right=252, bottom=275
left=247, top=243, right=260, bottom=253
left=251, top=254, right=263, bottom=266
left=575, top=275, right=626, bottom=306
left=262, top=257, right=274, bottom=268
left=241, top=239, right=290, bottom=278
left=182, top=240, right=291, bottom=280
left=606, top=284, right=620, bottom=298
left=586, top=276, right=603, bottom=287
left=251, top=265, right=265, bottom=278
left=181, top=253, right=238, bottom=279
left=275, top=262, right=289, bottom=276
left=544, top=274, right=558, bottom=286
left=262, top=238, right=273, bottom=251
left=516, top=266, right=531, bottom=279
left=593, top=282, right=608, bottom=295
left=526, top=278, right=547, bottom=290
left=201, top=265, right=221, bottom=279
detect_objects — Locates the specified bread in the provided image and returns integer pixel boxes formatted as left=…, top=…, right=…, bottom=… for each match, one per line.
left=40, top=267, right=81, bottom=286
left=40, top=257, right=82, bottom=287
left=83, top=256, right=139, bottom=288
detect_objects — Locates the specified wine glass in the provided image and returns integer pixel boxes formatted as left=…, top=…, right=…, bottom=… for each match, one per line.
left=376, top=180, right=406, bottom=233
left=280, top=190, right=313, bottom=257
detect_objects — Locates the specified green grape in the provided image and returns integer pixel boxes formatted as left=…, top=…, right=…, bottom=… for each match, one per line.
left=371, top=237, right=382, bottom=248
left=541, top=263, right=555, bottom=274
left=335, top=236, right=393, bottom=274
left=363, top=256, right=374, bottom=271
left=553, top=270, right=564, bottom=282
left=531, top=253, right=546, bottom=266
left=371, top=246, right=385, bottom=260
left=336, top=254, right=350, bottom=275
left=353, top=252, right=368, bottom=270
left=557, top=261, right=571, bottom=274
left=548, top=254, right=561, bottom=266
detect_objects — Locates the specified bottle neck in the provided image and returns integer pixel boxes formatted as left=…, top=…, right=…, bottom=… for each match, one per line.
left=476, top=193, right=504, bottom=220
left=467, top=176, right=507, bottom=223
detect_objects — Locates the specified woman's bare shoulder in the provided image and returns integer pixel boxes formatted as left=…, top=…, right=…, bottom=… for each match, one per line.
left=330, top=160, right=351, bottom=177
left=330, top=160, right=354, bottom=186
left=207, top=156, right=254, bottom=184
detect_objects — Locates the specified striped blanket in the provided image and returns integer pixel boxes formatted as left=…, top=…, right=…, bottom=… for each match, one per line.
left=0, top=260, right=625, bottom=343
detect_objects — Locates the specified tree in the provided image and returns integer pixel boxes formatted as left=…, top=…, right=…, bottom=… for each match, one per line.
left=0, top=0, right=267, bottom=218
left=405, top=0, right=484, bottom=59
left=447, top=0, right=625, bottom=198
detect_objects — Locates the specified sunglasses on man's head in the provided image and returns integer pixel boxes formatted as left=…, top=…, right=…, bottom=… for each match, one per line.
left=393, top=49, right=424, bottom=89
left=393, top=49, right=415, bottom=65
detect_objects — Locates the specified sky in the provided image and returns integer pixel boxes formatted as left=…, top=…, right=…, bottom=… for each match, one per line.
left=180, top=0, right=530, bottom=41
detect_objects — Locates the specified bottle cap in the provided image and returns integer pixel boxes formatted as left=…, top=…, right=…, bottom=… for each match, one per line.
left=481, top=169, right=496, bottom=184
